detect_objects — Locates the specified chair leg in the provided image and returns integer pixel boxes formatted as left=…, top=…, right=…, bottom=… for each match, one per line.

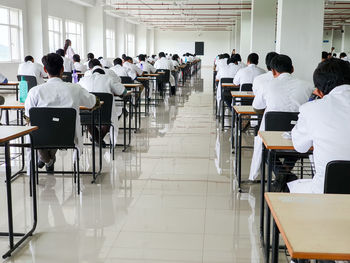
left=112, top=125, right=115, bottom=161
left=73, top=161, right=77, bottom=184
left=76, top=149, right=80, bottom=194
left=35, top=150, right=39, bottom=185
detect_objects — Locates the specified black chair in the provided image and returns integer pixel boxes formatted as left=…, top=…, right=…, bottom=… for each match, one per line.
left=265, top=111, right=299, bottom=131
left=120, top=76, right=134, bottom=84
left=80, top=93, right=115, bottom=160
left=156, top=69, right=171, bottom=96
left=220, top=78, right=239, bottom=130
left=29, top=108, right=81, bottom=193
left=62, top=72, right=72, bottom=82
left=240, top=83, right=254, bottom=106
left=17, top=75, right=37, bottom=91
left=324, top=161, right=350, bottom=194
left=241, top=83, right=253, bottom=91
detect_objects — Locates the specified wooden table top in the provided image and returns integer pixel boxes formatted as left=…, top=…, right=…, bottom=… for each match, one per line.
left=0, top=126, right=38, bottom=143
left=259, top=131, right=295, bottom=150
left=137, top=77, right=150, bottom=81
left=265, top=193, right=350, bottom=261
left=221, top=83, right=237, bottom=87
left=233, top=105, right=259, bottom=115
left=0, top=101, right=103, bottom=111
left=0, top=82, right=19, bottom=86
left=231, top=91, right=255, bottom=98
left=143, top=73, right=160, bottom=77
left=124, top=83, right=143, bottom=88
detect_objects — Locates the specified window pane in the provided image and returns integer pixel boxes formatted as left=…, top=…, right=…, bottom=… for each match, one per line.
left=77, top=24, right=81, bottom=34
left=48, top=18, right=53, bottom=31
left=0, top=8, right=9, bottom=24
left=49, top=31, right=54, bottom=52
left=54, top=19, right=60, bottom=32
left=11, top=27, right=19, bottom=60
left=10, top=10, right=18, bottom=26
left=0, top=25, right=10, bottom=61
left=67, top=22, right=76, bottom=34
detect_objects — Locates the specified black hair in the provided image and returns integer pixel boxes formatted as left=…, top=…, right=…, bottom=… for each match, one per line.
left=24, top=55, right=34, bottom=62
left=42, top=53, right=63, bottom=76
left=64, top=39, right=71, bottom=55
left=322, top=51, right=328, bottom=60
left=98, top=56, right=103, bottom=60
left=152, top=55, right=156, bottom=59
left=87, top=53, right=94, bottom=60
left=227, top=58, right=234, bottom=65
left=234, top=54, right=242, bottom=62
left=114, top=58, right=123, bottom=66
left=139, top=54, right=146, bottom=61
left=265, top=52, right=278, bottom=70
left=122, top=54, right=126, bottom=60
left=73, top=54, right=80, bottom=63
left=172, top=54, right=179, bottom=61
left=340, top=52, right=347, bottom=59
left=222, top=53, right=230, bottom=59
left=159, top=52, right=166, bottom=58
left=247, top=53, right=259, bottom=65
left=231, top=55, right=239, bottom=64
left=124, top=56, right=133, bottom=62
left=93, top=68, right=105, bottom=75
left=56, top=49, right=65, bottom=57
left=313, top=58, right=350, bottom=95
left=88, top=59, right=101, bottom=69
left=270, top=54, right=293, bottom=74
left=333, top=53, right=337, bottom=57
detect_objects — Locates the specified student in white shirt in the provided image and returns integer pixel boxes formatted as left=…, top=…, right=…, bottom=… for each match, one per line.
left=84, top=53, right=94, bottom=67
left=234, top=53, right=265, bottom=89
left=289, top=58, right=350, bottom=194
left=216, top=53, right=230, bottom=73
left=85, top=59, right=121, bottom=80
left=137, top=54, right=156, bottom=74
left=123, top=56, right=143, bottom=79
left=249, top=55, right=314, bottom=191
left=110, top=58, right=135, bottom=79
left=339, top=52, right=348, bottom=62
left=64, top=39, right=75, bottom=60
left=154, top=52, right=176, bottom=96
left=18, top=55, right=48, bottom=85
left=0, top=72, right=8, bottom=84
left=56, top=49, right=73, bottom=73
left=98, top=57, right=113, bottom=69
left=73, top=54, right=87, bottom=73
left=79, top=66, right=128, bottom=147
left=25, top=53, right=97, bottom=172
left=233, top=54, right=246, bottom=69
left=252, top=52, right=278, bottom=95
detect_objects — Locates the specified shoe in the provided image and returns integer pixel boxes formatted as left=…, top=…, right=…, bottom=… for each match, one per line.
left=45, top=157, right=56, bottom=174
left=38, top=160, right=45, bottom=169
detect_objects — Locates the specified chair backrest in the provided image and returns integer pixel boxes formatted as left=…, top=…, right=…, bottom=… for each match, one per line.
left=62, top=72, right=72, bottom=83
left=80, top=92, right=113, bottom=125
left=220, top=78, right=239, bottom=97
left=265, top=111, right=299, bottom=131
left=29, top=107, right=76, bottom=148
left=156, top=69, right=170, bottom=82
left=17, top=75, right=37, bottom=91
left=221, top=78, right=233, bottom=84
left=324, top=161, right=350, bottom=194
left=120, top=76, right=133, bottom=84
left=241, top=83, right=253, bottom=91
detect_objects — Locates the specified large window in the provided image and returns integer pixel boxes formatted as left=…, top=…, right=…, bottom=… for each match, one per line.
left=127, top=33, right=135, bottom=57
left=0, top=6, right=23, bottom=62
left=106, top=29, right=115, bottom=58
left=48, top=16, right=63, bottom=53
left=65, top=20, right=83, bottom=56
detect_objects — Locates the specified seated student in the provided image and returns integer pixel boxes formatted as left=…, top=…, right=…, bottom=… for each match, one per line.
left=216, top=53, right=230, bottom=73
left=73, top=54, right=87, bottom=73
left=98, top=56, right=113, bottom=69
left=25, top=53, right=97, bottom=172
left=121, top=54, right=127, bottom=62
left=339, top=52, right=349, bottom=62
left=154, top=52, right=176, bottom=96
left=56, top=49, right=74, bottom=73
left=84, top=53, right=94, bottom=67
left=123, top=56, right=143, bottom=78
left=79, top=66, right=128, bottom=147
left=234, top=53, right=265, bottom=90
left=110, top=58, right=135, bottom=79
left=137, top=54, right=156, bottom=74
left=234, top=53, right=246, bottom=69
left=18, top=55, right=48, bottom=84
left=249, top=55, right=314, bottom=189
left=85, top=59, right=120, bottom=80
left=289, top=58, right=350, bottom=195
left=321, top=51, right=328, bottom=62
left=0, top=72, right=8, bottom=84
left=252, top=52, right=278, bottom=95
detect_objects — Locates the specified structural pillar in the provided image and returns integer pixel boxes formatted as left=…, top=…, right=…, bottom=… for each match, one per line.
left=235, top=18, right=241, bottom=53
left=341, top=25, right=350, bottom=53
left=276, top=0, right=324, bottom=82
left=240, top=11, right=251, bottom=62
left=250, top=0, right=276, bottom=69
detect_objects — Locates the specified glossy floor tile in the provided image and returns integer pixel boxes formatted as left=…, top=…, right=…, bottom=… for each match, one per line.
left=0, top=68, right=292, bottom=262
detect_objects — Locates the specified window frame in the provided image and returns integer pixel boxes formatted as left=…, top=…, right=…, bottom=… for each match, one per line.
left=65, top=19, right=84, bottom=57
left=106, top=29, right=115, bottom=58
left=48, top=16, right=63, bottom=53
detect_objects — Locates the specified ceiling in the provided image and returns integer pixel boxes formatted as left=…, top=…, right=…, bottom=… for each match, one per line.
left=103, top=0, right=350, bottom=32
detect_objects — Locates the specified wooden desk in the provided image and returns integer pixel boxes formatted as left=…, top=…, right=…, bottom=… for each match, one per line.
left=222, top=83, right=237, bottom=87
left=136, top=77, right=150, bottom=81
left=0, top=126, right=38, bottom=258
left=232, top=106, right=262, bottom=192
left=259, top=131, right=313, bottom=262
left=143, top=73, right=160, bottom=77
left=231, top=91, right=255, bottom=98
left=265, top=193, right=350, bottom=262
left=0, top=82, right=20, bottom=100
left=123, top=83, right=143, bottom=132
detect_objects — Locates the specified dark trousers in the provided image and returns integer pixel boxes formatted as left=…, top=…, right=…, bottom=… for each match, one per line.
left=87, top=125, right=110, bottom=143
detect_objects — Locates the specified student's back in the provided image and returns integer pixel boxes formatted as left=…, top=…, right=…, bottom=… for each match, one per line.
left=18, top=59, right=47, bottom=84
left=234, top=64, right=265, bottom=86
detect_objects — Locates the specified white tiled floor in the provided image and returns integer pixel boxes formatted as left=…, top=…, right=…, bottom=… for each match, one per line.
left=0, top=68, right=292, bottom=262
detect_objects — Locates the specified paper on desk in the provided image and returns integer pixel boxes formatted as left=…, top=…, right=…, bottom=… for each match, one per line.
left=282, top=131, right=292, bottom=140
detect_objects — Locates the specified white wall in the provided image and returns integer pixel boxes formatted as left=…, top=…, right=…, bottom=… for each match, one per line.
left=332, top=30, right=342, bottom=53
left=323, top=30, right=333, bottom=52
left=240, top=12, right=251, bottom=62
left=136, top=25, right=147, bottom=55
left=154, top=30, right=231, bottom=66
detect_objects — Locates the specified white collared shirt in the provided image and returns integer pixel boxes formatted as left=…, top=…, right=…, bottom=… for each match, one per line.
left=110, top=64, right=136, bottom=79
left=216, top=63, right=240, bottom=81
left=290, top=85, right=350, bottom=194
left=252, top=71, right=274, bottom=95
left=73, top=62, right=87, bottom=73
left=62, top=56, right=74, bottom=73
left=25, top=77, right=96, bottom=149
left=137, top=61, right=156, bottom=74
left=123, top=61, right=143, bottom=77
left=154, top=57, right=174, bottom=71
left=65, top=46, right=75, bottom=60
left=233, top=64, right=265, bottom=87
left=18, top=61, right=48, bottom=85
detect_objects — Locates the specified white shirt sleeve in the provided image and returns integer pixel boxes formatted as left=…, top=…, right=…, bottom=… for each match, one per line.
left=252, top=85, right=266, bottom=110
left=233, top=70, right=241, bottom=86
left=77, top=85, right=96, bottom=108
left=110, top=77, right=126, bottom=96
left=24, top=89, right=37, bottom=117
left=291, top=105, right=313, bottom=153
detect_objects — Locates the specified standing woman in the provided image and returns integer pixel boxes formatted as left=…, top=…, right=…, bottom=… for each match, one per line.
left=64, top=39, right=75, bottom=60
